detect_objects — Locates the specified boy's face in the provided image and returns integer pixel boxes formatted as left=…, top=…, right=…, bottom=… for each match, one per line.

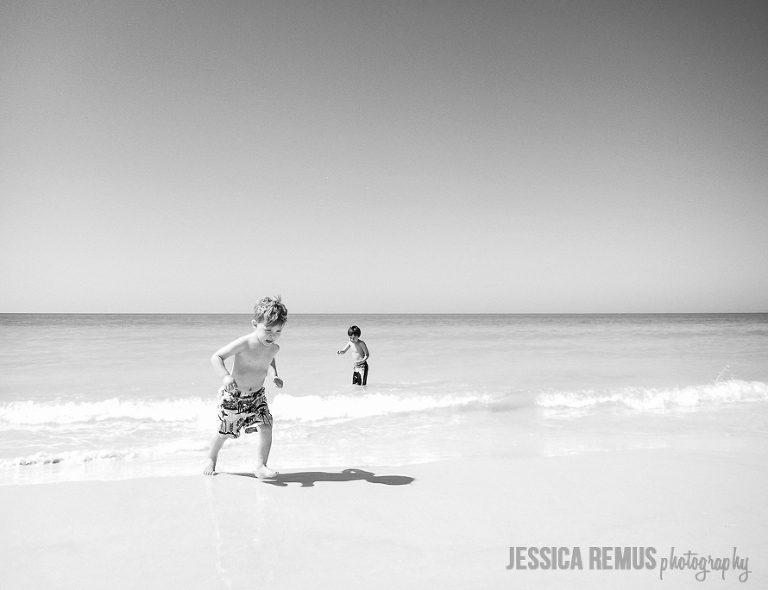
left=349, top=334, right=359, bottom=343
left=253, top=321, right=284, bottom=346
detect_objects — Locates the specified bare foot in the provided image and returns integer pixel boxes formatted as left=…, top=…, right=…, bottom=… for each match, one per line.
left=255, top=465, right=278, bottom=478
left=203, top=459, right=217, bottom=476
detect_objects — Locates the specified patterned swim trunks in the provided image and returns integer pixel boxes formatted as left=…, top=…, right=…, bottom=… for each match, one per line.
left=217, top=384, right=273, bottom=438
left=352, top=361, right=369, bottom=386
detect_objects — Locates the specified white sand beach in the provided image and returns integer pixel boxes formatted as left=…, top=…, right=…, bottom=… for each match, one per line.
left=2, top=446, right=765, bottom=590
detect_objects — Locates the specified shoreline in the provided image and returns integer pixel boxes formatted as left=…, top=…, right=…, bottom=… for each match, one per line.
left=1, top=447, right=765, bottom=589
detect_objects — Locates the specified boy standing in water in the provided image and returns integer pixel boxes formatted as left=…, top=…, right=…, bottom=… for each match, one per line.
left=337, top=325, right=370, bottom=386
left=203, top=296, right=287, bottom=477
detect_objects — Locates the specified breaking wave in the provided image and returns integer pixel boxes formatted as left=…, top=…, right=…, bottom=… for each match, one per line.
left=536, top=380, right=768, bottom=411
left=0, top=390, right=499, bottom=427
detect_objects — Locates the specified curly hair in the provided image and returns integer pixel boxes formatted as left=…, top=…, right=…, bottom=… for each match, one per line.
left=254, top=295, right=288, bottom=326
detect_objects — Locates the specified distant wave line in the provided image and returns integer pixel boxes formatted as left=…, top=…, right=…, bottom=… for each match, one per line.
left=0, top=390, right=502, bottom=425
left=537, top=380, right=768, bottom=410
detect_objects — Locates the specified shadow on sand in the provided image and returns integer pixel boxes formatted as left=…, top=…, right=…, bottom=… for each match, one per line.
left=229, top=468, right=415, bottom=487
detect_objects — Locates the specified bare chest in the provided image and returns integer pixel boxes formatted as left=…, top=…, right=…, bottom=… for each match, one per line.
left=233, top=345, right=274, bottom=373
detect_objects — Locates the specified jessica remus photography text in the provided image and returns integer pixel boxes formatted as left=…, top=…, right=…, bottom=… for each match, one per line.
left=507, top=546, right=752, bottom=582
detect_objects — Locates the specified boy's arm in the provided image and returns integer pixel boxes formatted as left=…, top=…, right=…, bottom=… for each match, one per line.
left=270, top=358, right=283, bottom=388
left=358, top=341, right=370, bottom=363
left=337, top=342, right=351, bottom=354
left=211, top=337, right=248, bottom=385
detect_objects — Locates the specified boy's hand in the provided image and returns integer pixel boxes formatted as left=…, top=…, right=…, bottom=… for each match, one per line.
left=273, top=376, right=284, bottom=388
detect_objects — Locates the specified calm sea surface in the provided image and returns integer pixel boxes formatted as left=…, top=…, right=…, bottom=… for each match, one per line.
left=1, top=314, right=767, bottom=485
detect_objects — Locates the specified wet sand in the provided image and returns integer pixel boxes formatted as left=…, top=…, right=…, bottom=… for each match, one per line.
left=1, top=447, right=765, bottom=589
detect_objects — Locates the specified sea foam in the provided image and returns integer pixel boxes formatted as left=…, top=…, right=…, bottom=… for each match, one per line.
left=0, top=390, right=499, bottom=427
left=536, top=380, right=768, bottom=411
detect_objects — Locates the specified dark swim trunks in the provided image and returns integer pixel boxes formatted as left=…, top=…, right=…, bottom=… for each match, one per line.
left=217, top=384, right=273, bottom=438
left=352, top=362, right=369, bottom=386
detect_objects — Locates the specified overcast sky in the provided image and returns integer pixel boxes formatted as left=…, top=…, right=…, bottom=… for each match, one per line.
left=2, top=0, right=766, bottom=313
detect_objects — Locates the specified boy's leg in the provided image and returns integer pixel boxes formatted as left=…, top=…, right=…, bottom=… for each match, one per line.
left=361, top=362, right=368, bottom=385
left=253, top=424, right=277, bottom=478
left=203, top=433, right=227, bottom=475
left=352, top=369, right=360, bottom=385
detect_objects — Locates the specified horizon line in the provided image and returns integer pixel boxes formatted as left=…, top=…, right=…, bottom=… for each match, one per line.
left=2, top=311, right=766, bottom=316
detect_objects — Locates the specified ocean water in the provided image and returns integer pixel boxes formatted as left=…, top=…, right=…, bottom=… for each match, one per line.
left=1, top=313, right=767, bottom=486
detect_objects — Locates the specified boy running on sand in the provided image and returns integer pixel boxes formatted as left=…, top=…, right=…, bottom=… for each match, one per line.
left=337, top=325, right=370, bottom=386
left=203, top=296, right=287, bottom=478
